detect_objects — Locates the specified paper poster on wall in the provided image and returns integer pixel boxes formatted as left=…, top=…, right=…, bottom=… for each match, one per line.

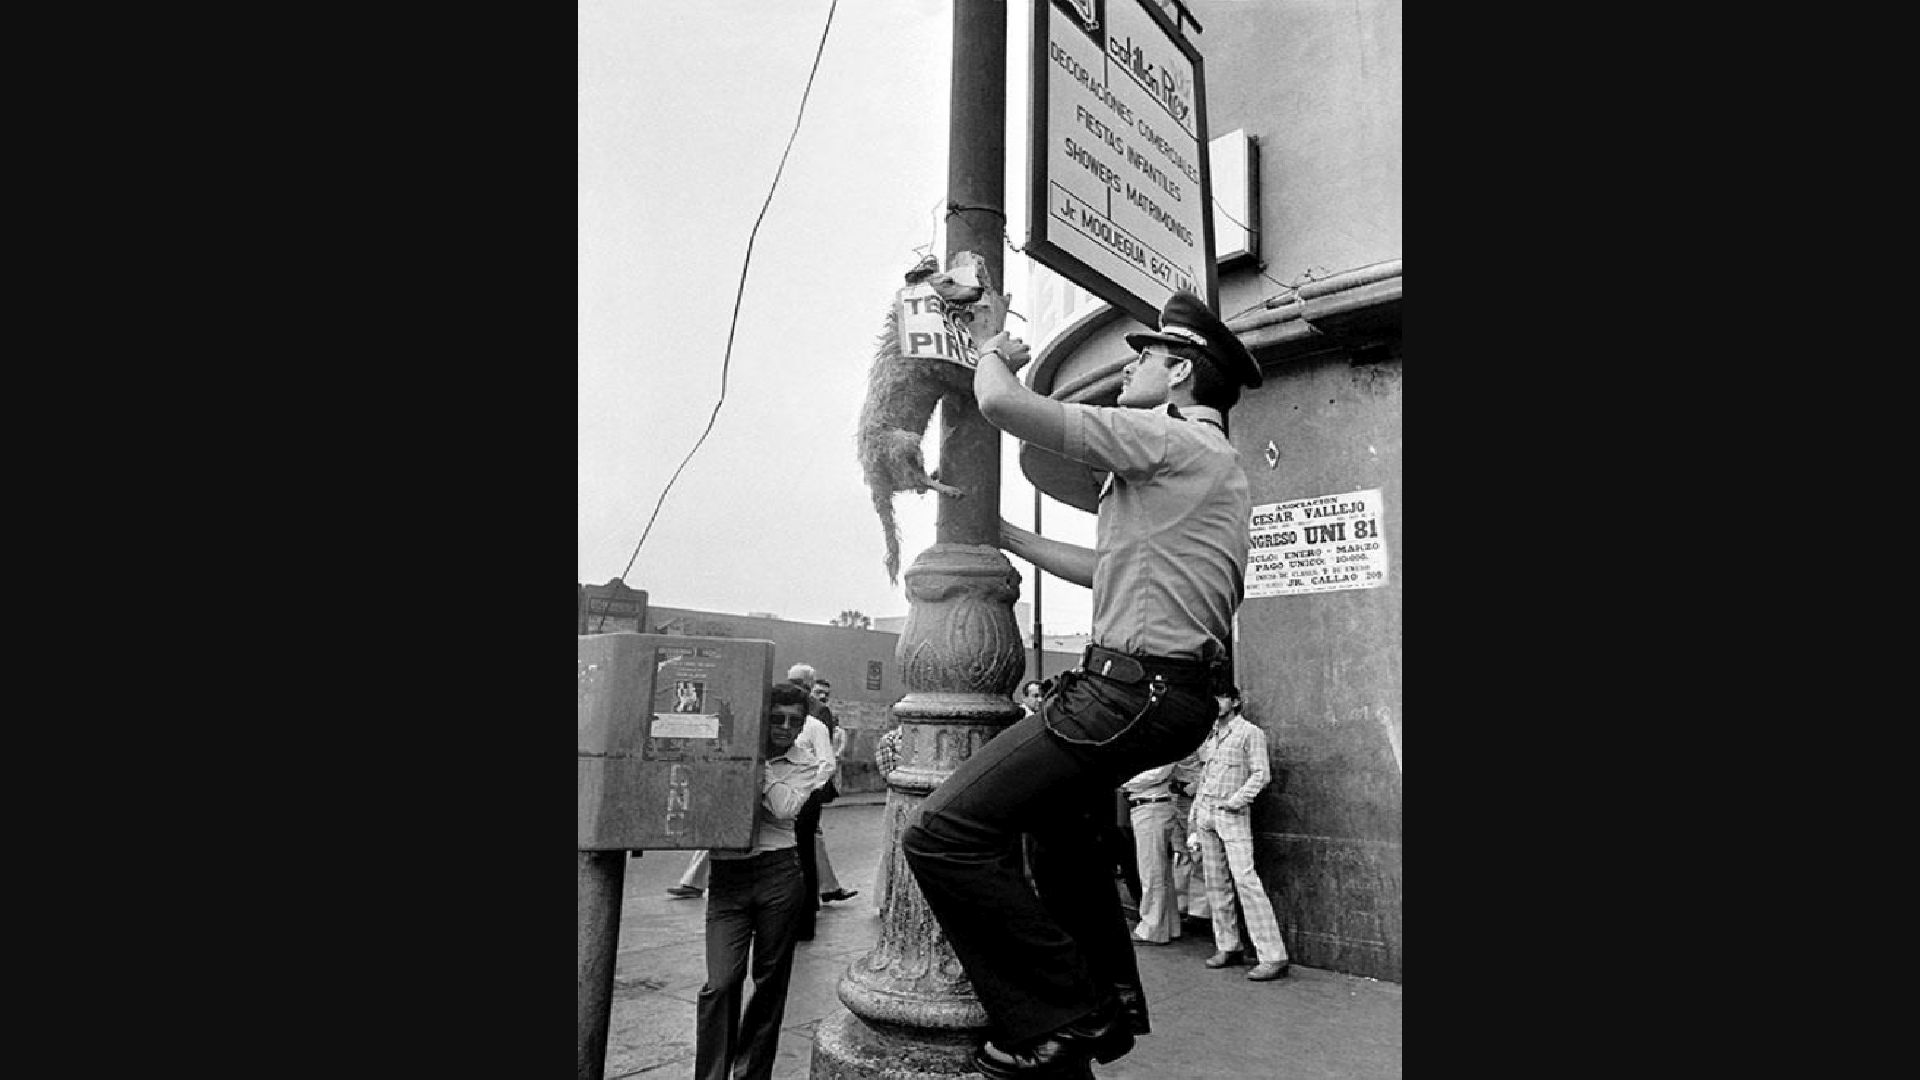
left=1246, top=488, right=1389, bottom=598
left=645, top=645, right=739, bottom=760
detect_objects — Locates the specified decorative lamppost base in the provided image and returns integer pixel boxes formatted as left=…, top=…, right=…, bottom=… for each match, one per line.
left=809, top=544, right=1023, bottom=1079
left=811, top=1011, right=984, bottom=1080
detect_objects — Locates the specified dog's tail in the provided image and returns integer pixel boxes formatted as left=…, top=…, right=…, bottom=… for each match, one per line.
left=871, top=480, right=903, bottom=585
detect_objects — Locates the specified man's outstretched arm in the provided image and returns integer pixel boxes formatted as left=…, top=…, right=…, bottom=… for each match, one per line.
left=1000, top=520, right=1097, bottom=588
left=972, top=329, right=1090, bottom=583
left=972, top=330, right=1067, bottom=455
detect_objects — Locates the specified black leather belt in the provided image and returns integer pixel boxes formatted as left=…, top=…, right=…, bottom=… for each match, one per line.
left=1129, top=795, right=1172, bottom=807
left=1082, top=644, right=1213, bottom=688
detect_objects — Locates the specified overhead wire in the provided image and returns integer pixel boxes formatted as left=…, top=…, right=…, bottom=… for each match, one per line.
left=596, top=0, right=841, bottom=632
left=1210, top=196, right=1313, bottom=307
left=1208, top=197, right=1332, bottom=340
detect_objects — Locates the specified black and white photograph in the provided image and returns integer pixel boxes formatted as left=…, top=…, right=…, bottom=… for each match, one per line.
left=579, top=3, right=1402, bottom=1077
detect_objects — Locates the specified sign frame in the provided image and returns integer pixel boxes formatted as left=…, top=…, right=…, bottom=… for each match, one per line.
left=1027, top=0, right=1217, bottom=329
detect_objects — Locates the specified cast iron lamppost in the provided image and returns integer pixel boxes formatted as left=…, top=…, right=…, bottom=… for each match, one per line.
left=811, top=1, right=1017, bottom=1075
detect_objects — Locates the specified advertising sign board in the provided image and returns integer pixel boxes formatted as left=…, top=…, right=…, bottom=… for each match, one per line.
left=577, top=633, right=776, bottom=851
left=1245, top=489, right=1391, bottom=599
left=1027, top=0, right=1215, bottom=327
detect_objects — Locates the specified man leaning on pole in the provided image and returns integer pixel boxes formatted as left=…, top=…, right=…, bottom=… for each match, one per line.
left=902, top=291, right=1263, bottom=1078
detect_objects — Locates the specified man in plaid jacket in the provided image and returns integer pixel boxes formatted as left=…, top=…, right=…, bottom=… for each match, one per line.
left=870, top=721, right=904, bottom=910
left=1186, top=685, right=1290, bottom=981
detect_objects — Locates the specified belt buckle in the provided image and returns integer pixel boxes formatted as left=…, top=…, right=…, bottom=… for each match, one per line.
left=1090, top=646, right=1145, bottom=684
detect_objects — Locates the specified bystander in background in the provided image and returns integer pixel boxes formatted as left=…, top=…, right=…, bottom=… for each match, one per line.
left=1187, top=686, right=1290, bottom=982
left=693, top=683, right=820, bottom=1080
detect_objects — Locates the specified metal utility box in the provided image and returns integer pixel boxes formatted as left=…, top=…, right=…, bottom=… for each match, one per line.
left=577, top=633, right=777, bottom=851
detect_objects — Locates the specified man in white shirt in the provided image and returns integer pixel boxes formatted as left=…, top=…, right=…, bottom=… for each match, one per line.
left=670, top=670, right=838, bottom=905
left=694, top=683, right=821, bottom=1080
left=785, top=664, right=841, bottom=940
left=810, top=676, right=859, bottom=906
left=791, top=678, right=838, bottom=794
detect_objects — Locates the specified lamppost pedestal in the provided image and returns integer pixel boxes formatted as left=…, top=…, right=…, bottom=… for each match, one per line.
left=808, top=543, right=1023, bottom=1078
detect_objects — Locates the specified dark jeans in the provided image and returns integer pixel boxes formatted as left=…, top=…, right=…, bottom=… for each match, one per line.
left=695, top=847, right=806, bottom=1080
left=901, top=669, right=1214, bottom=1047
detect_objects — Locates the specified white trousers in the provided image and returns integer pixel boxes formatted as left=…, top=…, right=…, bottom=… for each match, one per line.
left=814, top=832, right=840, bottom=893
left=1128, top=800, right=1181, bottom=942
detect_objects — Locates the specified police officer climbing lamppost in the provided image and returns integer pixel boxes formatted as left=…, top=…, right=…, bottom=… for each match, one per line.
left=902, top=291, right=1263, bottom=1078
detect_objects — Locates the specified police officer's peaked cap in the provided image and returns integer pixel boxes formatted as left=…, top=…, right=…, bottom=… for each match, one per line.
left=1124, top=291, right=1262, bottom=389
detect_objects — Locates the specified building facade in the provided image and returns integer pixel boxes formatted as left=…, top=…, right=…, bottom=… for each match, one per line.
left=1024, top=0, right=1403, bottom=981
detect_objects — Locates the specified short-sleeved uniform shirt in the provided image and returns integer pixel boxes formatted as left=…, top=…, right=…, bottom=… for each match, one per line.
left=1062, top=402, right=1252, bottom=660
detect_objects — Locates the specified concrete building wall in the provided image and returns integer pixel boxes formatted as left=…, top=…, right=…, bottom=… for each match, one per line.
left=1230, top=358, right=1402, bottom=981
left=1191, top=0, right=1402, bottom=319
left=1191, top=0, right=1403, bottom=982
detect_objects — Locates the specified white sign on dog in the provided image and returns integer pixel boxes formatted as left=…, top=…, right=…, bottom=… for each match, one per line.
left=896, top=283, right=977, bottom=368
left=1026, top=0, right=1215, bottom=327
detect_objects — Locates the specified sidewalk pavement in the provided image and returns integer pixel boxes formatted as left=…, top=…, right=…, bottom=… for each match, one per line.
left=602, top=796, right=1400, bottom=1079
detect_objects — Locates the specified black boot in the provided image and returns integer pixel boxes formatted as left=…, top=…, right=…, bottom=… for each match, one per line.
left=972, top=1040, right=1097, bottom=1079
left=972, top=999, right=1134, bottom=1077
left=1114, top=982, right=1151, bottom=1035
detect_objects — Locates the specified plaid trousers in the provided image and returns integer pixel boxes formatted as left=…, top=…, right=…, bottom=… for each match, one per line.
left=1190, top=797, right=1287, bottom=962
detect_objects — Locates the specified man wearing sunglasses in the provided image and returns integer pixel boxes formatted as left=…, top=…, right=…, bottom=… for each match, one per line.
left=902, top=290, right=1261, bottom=1078
left=694, top=683, right=822, bottom=1080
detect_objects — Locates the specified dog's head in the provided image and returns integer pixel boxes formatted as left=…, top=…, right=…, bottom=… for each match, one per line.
left=903, top=254, right=941, bottom=284
left=927, top=250, right=992, bottom=306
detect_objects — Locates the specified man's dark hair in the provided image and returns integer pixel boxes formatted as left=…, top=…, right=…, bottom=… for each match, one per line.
left=814, top=678, right=831, bottom=689
left=770, top=683, right=809, bottom=710
left=1170, top=343, right=1241, bottom=412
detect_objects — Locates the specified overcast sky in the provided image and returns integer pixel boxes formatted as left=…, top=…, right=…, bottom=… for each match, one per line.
left=579, top=0, right=1098, bottom=631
